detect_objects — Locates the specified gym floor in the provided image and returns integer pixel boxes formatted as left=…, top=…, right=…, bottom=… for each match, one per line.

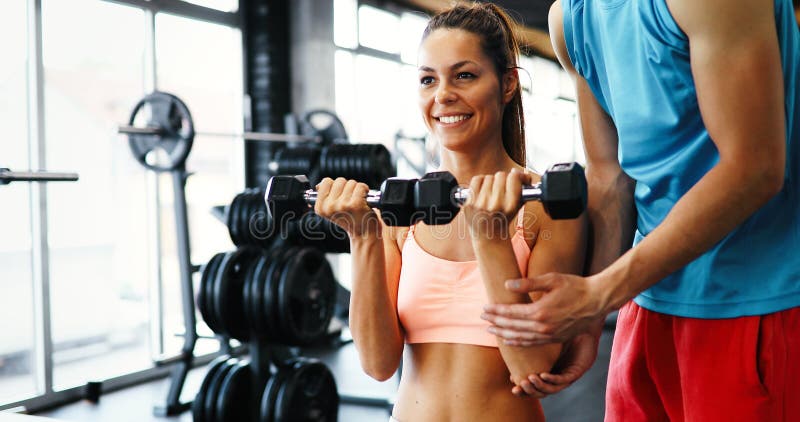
left=37, top=326, right=613, bottom=422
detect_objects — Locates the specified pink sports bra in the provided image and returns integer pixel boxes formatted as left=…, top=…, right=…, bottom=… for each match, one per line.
left=396, top=210, right=532, bottom=348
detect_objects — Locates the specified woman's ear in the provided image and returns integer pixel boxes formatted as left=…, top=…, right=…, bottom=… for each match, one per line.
left=502, top=68, right=519, bottom=104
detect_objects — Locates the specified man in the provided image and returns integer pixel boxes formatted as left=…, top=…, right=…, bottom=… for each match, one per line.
left=482, top=0, right=800, bottom=419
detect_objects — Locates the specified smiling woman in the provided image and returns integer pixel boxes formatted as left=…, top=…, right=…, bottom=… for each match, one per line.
left=313, top=2, right=587, bottom=422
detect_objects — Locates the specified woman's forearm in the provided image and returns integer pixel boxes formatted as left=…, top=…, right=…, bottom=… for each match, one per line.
left=473, top=238, right=562, bottom=384
left=348, top=235, right=405, bottom=381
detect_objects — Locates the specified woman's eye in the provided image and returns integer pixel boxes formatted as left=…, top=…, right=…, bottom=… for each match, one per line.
left=420, top=76, right=434, bottom=85
left=456, top=72, right=475, bottom=80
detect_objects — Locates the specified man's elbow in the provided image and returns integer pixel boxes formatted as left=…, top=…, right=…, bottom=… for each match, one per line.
left=751, top=157, right=785, bottom=203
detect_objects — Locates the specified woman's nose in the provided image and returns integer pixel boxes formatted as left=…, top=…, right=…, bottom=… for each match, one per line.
left=435, top=82, right=457, bottom=104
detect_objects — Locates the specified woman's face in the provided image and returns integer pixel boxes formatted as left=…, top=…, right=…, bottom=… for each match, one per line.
left=417, top=28, right=515, bottom=153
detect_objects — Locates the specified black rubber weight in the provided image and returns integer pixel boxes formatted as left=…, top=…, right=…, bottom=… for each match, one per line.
left=274, top=359, right=339, bottom=422
left=277, top=247, right=336, bottom=345
left=204, top=358, right=237, bottom=422
left=216, top=359, right=254, bottom=422
left=191, top=355, right=229, bottom=422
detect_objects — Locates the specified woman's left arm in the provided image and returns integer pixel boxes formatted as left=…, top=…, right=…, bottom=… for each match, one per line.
left=467, top=170, right=588, bottom=387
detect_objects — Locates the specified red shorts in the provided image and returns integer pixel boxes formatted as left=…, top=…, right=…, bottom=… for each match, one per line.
left=605, top=301, right=800, bottom=422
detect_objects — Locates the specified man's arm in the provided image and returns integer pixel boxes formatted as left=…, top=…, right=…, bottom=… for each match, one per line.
left=596, top=0, right=786, bottom=311
left=504, top=0, right=634, bottom=396
left=549, top=1, right=637, bottom=279
left=483, top=0, right=785, bottom=344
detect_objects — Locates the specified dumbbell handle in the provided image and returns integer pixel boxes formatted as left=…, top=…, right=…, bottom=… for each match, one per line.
left=302, top=184, right=543, bottom=206
left=453, top=184, right=543, bottom=204
left=304, top=190, right=383, bottom=207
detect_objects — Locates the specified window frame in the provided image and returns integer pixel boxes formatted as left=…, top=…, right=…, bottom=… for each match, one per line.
left=0, top=0, right=242, bottom=413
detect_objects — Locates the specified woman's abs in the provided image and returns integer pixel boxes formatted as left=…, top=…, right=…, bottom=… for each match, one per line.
left=391, top=343, right=544, bottom=422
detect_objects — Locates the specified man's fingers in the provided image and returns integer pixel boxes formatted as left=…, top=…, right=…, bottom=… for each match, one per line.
left=482, top=302, right=532, bottom=319
left=529, top=374, right=567, bottom=394
left=517, top=379, right=545, bottom=398
left=540, top=368, right=581, bottom=384
left=502, top=275, right=558, bottom=294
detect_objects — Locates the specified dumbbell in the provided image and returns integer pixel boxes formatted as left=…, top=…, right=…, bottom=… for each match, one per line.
left=266, top=162, right=587, bottom=227
left=267, top=175, right=420, bottom=227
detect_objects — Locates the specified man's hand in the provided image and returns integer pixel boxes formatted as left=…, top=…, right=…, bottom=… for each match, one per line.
left=482, top=273, right=609, bottom=344
left=511, top=331, right=600, bottom=398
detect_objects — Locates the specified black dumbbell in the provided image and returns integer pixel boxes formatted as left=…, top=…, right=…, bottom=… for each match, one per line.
left=266, top=162, right=587, bottom=227
left=266, top=175, right=419, bottom=227
left=415, top=162, right=587, bottom=223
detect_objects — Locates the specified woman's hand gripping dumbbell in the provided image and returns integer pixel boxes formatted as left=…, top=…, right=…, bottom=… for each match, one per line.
left=265, top=162, right=588, bottom=230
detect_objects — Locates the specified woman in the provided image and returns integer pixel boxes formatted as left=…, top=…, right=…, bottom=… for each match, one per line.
left=315, top=3, right=587, bottom=421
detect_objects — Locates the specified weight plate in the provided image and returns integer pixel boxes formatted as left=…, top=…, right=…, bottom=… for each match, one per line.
left=248, top=254, right=268, bottom=338
left=277, top=247, right=336, bottom=345
left=274, top=359, right=339, bottom=422
left=127, top=91, right=194, bottom=172
left=302, top=110, right=347, bottom=146
left=229, top=193, right=241, bottom=246
left=220, top=248, right=259, bottom=341
left=238, top=191, right=251, bottom=246
left=204, top=358, right=237, bottom=422
left=260, top=363, right=290, bottom=422
left=216, top=359, right=254, bottom=422
left=201, top=253, right=226, bottom=334
left=261, top=246, right=292, bottom=342
left=272, top=247, right=302, bottom=344
left=191, top=355, right=229, bottom=422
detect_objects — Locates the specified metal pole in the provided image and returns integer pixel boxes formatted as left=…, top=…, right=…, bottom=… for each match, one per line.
left=117, top=125, right=322, bottom=143
left=0, top=169, right=79, bottom=184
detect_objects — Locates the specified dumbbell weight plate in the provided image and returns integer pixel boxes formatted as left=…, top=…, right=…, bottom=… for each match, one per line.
left=214, top=248, right=257, bottom=341
left=230, top=193, right=244, bottom=246
left=241, top=253, right=259, bottom=337
left=204, top=358, right=238, bottom=422
left=277, top=247, right=336, bottom=345
left=202, top=253, right=226, bottom=334
left=268, top=247, right=298, bottom=344
left=191, top=355, right=229, bottom=422
left=274, top=360, right=339, bottom=422
left=239, top=191, right=252, bottom=245
left=216, top=360, right=254, bottom=422
left=260, top=363, right=291, bottom=422
left=260, top=246, right=290, bottom=342
left=247, top=254, right=269, bottom=337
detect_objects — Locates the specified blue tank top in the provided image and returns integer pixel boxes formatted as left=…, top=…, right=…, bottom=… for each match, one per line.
left=563, top=0, right=800, bottom=318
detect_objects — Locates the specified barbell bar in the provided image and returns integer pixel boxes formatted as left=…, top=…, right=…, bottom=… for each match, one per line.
left=0, top=168, right=79, bottom=185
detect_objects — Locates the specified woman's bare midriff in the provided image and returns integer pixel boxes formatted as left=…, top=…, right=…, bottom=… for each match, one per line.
left=391, top=343, right=545, bottom=422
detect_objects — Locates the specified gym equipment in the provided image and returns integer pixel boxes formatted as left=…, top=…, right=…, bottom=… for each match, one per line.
left=260, top=357, right=339, bottom=422
left=196, top=245, right=337, bottom=346
left=119, top=91, right=347, bottom=172
left=265, top=162, right=588, bottom=227
left=266, top=175, right=419, bottom=227
left=0, top=168, right=79, bottom=185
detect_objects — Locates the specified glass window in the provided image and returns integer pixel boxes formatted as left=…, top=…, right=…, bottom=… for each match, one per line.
left=334, top=0, right=358, bottom=49
left=181, top=0, right=238, bottom=13
left=41, top=0, right=151, bottom=391
left=520, top=56, right=582, bottom=171
left=155, top=13, right=243, bottom=354
left=358, top=5, right=400, bottom=53
left=0, top=0, right=37, bottom=403
left=399, top=12, right=428, bottom=65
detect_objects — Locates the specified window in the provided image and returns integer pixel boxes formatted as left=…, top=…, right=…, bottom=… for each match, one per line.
left=155, top=12, right=243, bottom=354
left=0, top=0, right=36, bottom=404
left=0, top=0, right=242, bottom=412
left=41, top=0, right=150, bottom=390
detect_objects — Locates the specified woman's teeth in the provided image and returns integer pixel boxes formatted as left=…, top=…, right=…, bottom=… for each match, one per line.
left=438, top=115, right=470, bottom=124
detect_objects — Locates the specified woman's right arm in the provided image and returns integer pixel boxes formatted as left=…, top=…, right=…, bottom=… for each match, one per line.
left=314, top=177, right=405, bottom=381
left=348, top=226, right=405, bottom=381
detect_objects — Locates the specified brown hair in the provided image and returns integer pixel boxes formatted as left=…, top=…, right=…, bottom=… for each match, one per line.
left=422, top=2, right=526, bottom=166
